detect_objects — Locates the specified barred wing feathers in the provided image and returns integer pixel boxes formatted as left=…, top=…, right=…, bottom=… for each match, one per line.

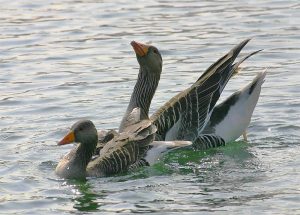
left=87, top=120, right=156, bottom=177
left=152, top=39, right=253, bottom=141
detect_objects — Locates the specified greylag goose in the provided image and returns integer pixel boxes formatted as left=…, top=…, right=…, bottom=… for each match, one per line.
left=55, top=109, right=157, bottom=179
left=97, top=39, right=263, bottom=157
left=100, top=39, right=263, bottom=167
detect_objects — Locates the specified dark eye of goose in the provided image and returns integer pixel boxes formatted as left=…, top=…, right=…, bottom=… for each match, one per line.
left=153, top=48, right=159, bottom=54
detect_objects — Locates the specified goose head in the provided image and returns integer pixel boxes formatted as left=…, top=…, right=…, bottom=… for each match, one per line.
left=131, top=41, right=163, bottom=76
left=56, top=120, right=98, bottom=179
left=58, top=120, right=98, bottom=147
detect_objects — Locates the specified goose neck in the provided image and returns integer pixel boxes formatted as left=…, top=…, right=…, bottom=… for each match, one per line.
left=128, top=68, right=160, bottom=118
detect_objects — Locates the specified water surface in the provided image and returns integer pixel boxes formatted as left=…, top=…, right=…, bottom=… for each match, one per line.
left=0, top=0, right=300, bottom=214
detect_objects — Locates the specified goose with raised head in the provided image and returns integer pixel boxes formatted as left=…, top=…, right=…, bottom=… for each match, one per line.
left=94, top=40, right=164, bottom=158
left=119, top=41, right=163, bottom=132
left=96, top=39, right=263, bottom=160
left=95, top=41, right=194, bottom=168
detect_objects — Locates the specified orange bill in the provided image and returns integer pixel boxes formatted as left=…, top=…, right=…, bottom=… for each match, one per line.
left=131, top=41, right=150, bottom=57
left=58, top=131, right=75, bottom=145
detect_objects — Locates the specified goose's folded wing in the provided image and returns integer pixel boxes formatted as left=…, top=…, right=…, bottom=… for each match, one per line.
left=87, top=120, right=156, bottom=176
left=95, top=129, right=118, bottom=155
left=95, top=108, right=148, bottom=155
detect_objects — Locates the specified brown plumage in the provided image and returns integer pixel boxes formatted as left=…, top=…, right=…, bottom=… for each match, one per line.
left=56, top=116, right=156, bottom=179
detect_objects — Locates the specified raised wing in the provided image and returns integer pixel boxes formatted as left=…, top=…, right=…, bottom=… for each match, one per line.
left=151, top=39, right=259, bottom=141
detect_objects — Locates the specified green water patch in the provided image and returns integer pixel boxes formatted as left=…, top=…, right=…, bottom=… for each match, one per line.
left=163, top=140, right=249, bottom=164
left=72, top=184, right=101, bottom=212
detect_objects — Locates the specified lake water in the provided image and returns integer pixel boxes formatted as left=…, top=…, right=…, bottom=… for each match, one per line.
left=0, top=0, right=299, bottom=214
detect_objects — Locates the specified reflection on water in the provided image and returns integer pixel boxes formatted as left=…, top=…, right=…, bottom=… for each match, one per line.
left=67, top=181, right=101, bottom=212
left=1, top=0, right=300, bottom=214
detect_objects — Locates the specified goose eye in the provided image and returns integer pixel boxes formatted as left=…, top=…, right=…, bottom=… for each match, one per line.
left=153, top=49, right=159, bottom=54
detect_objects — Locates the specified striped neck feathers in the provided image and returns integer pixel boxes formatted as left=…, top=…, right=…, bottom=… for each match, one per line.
left=127, top=67, right=160, bottom=120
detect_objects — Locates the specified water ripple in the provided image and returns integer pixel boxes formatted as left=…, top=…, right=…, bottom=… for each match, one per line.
left=0, top=0, right=300, bottom=214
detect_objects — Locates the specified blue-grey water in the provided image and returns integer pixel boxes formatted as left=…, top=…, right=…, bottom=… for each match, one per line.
left=0, top=0, right=299, bottom=214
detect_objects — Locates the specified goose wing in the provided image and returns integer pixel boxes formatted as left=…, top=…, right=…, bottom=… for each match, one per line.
left=95, top=129, right=118, bottom=155
left=151, top=39, right=258, bottom=141
left=152, top=73, right=221, bottom=141
left=87, top=119, right=156, bottom=177
left=95, top=107, right=142, bottom=155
